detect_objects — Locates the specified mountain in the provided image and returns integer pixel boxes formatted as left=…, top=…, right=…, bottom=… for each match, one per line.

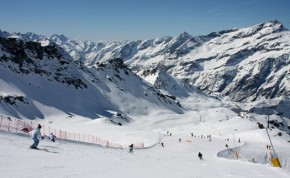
left=1, top=20, right=290, bottom=122
left=47, top=20, right=290, bottom=102
left=0, top=36, right=182, bottom=123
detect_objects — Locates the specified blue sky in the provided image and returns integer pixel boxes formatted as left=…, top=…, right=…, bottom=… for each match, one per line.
left=0, top=0, right=289, bottom=41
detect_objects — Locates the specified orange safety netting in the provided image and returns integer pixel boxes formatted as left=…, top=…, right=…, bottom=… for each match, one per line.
left=0, top=116, right=144, bottom=149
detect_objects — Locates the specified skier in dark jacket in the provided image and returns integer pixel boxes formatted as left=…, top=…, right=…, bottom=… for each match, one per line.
left=48, top=133, right=57, bottom=142
left=129, top=144, right=133, bottom=153
left=198, top=152, right=203, bottom=160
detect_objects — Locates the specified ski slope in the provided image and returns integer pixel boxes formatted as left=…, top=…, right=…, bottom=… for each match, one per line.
left=1, top=114, right=289, bottom=178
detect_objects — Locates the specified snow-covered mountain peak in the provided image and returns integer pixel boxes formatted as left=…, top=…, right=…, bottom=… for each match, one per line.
left=6, top=31, right=46, bottom=42
left=264, top=19, right=285, bottom=29
left=167, top=31, right=193, bottom=47
left=177, top=31, right=192, bottom=39
left=0, top=30, right=10, bottom=38
left=50, top=34, right=70, bottom=44
left=229, top=20, right=286, bottom=40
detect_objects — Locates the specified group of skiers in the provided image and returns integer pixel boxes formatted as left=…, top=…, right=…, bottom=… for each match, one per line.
left=30, top=124, right=204, bottom=160
left=30, top=124, right=135, bottom=153
left=30, top=124, right=57, bottom=149
left=160, top=131, right=205, bottom=160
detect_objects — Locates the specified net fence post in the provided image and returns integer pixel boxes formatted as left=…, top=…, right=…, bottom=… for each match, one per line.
left=0, top=117, right=2, bottom=129
left=16, top=120, right=19, bottom=132
left=8, top=119, right=10, bottom=132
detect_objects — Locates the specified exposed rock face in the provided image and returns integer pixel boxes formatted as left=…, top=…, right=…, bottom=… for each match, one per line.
left=0, top=37, right=87, bottom=89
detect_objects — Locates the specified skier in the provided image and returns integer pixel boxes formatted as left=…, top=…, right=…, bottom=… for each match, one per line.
left=198, top=152, right=203, bottom=160
left=225, top=144, right=228, bottom=148
left=30, top=124, right=44, bottom=149
left=48, top=133, right=57, bottom=142
left=161, top=142, right=164, bottom=147
left=267, top=150, right=274, bottom=163
left=129, top=144, right=133, bottom=153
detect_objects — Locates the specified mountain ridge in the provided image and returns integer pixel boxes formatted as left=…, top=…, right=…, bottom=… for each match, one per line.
left=0, top=20, right=289, bottom=121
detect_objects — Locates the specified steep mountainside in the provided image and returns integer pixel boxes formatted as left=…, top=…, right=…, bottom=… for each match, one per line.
left=0, top=37, right=182, bottom=121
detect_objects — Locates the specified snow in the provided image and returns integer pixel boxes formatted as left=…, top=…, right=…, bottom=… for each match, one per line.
left=1, top=115, right=290, bottom=178
left=1, top=20, right=290, bottom=177
left=1, top=88, right=290, bottom=177
left=1, top=74, right=290, bottom=178
left=2, top=20, right=289, bottom=103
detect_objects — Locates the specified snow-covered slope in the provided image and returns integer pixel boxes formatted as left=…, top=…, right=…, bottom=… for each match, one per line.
left=0, top=37, right=182, bottom=123
left=1, top=110, right=290, bottom=178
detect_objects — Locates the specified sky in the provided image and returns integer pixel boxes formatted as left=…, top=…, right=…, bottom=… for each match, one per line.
left=0, top=0, right=290, bottom=41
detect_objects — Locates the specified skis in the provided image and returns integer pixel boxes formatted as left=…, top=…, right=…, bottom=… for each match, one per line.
left=29, top=147, right=58, bottom=153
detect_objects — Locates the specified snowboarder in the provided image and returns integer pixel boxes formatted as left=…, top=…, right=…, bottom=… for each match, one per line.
left=198, top=152, right=203, bottom=160
left=129, top=144, right=133, bottom=153
left=48, top=133, right=57, bottom=142
left=30, top=124, right=44, bottom=149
